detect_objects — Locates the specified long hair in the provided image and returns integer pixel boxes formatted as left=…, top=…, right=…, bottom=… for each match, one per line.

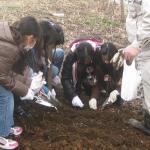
left=39, top=20, right=64, bottom=65
left=75, top=42, right=94, bottom=63
left=100, top=42, right=117, bottom=62
left=11, top=16, right=42, bottom=73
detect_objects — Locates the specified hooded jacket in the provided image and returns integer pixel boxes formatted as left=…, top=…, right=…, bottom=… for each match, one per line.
left=61, top=38, right=103, bottom=101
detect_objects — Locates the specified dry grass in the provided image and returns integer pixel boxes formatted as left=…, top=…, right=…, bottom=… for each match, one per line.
left=0, top=0, right=128, bottom=50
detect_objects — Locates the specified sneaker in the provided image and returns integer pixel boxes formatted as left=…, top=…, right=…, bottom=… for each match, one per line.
left=10, top=126, right=23, bottom=136
left=0, top=137, right=19, bottom=149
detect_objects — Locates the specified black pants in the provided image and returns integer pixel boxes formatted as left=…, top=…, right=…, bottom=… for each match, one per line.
left=14, top=94, right=22, bottom=109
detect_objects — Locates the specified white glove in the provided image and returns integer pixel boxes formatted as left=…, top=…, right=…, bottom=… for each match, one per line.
left=89, top=98, right=97, bottom=110
left=110, top=49, right=124, bottom=70
left=107, top=90, right=119, bottom=104
left=47, top=89, right=56, bottom=99
left=20, top=89, right=35, bottom=100
left=30, top=71, right=46, bottom=94
left=102, top=90, right=119, bottom=108
left=72, top=96, right=84, bottom=108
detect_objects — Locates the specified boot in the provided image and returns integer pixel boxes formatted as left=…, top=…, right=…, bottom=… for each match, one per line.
left=14, top=105, right=31, bottom=118
left=128, top=111, right=150, bottom=135
left=144, top=111, right=150, bottom=129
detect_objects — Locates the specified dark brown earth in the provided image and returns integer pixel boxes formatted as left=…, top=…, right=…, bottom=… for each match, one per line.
left=0, top=0, right=150, bottom=149
left=15, top=96, right=150, bottom=150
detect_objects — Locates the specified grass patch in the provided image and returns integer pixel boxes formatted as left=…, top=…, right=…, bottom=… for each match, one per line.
left=83, top=14, right=120, bottom=28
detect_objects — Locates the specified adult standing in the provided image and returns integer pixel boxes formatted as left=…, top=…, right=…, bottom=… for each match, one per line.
left=124, top=0, right=150, bottom=134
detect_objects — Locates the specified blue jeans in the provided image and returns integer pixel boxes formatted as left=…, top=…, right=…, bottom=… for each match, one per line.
left=0, top=86, right=14, bottom=137
left=51, top=48, right=64, bottom=78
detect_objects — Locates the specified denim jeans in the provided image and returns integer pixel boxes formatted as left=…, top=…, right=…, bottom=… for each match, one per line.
left=14, top=48, right=64, bottom=110
left=51, top=48, right=64, bottom=78
left=30, top=48, right=64, bottom=78
left=0, top=86, right=14, bottom=137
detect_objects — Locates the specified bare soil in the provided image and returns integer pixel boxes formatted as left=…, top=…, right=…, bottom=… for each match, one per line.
left=15, top=98, right=150, bottom=150
left=0, top=0, right=150, bottom=149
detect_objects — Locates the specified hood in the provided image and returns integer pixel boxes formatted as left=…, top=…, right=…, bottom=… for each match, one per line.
left=0, top=22, right=15, bottom=44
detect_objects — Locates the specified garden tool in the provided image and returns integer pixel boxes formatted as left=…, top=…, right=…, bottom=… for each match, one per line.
left=33, top=89, right=62, bottom=110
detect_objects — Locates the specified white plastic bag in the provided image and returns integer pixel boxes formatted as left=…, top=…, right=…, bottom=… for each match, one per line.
left=121, top=60, right=141, bottom=101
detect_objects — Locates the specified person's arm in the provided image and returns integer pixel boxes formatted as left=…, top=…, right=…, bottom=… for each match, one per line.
left=124, top=0, right=150, bottom=61
left=61, top=52, right=77, bottom=101
left=0, top=71, right=28, bottom=97
left=130, top=0, right=150, bottom=50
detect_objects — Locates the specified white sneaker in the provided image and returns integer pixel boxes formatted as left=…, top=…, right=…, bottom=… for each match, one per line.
left=0, top=137, right=19, bottom=150
left=10, top=126, right=23, bottom=136
left=89, top=98, right=97, bottom=110
left=72, top=96, right=84, bottom=108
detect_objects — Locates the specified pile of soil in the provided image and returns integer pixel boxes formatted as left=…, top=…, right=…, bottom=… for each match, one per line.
left=15, top=97, right=150, bottom=150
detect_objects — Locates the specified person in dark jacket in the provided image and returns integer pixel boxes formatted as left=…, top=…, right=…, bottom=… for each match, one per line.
left=62, top=39, right=123, bottom=110
left=61, top=38, right=103, bottom=110
left=0, top=16, right=43, bottom=150
left=39, top=20, right=64, bottom=88
left=95, top=42, right=123, bottom=95
left=95, top=42, right=123, bottom=108
left=14, top=20, right=65, bottom=116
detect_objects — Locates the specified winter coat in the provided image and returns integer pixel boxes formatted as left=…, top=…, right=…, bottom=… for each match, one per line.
left=0, top=22, right=29, bottom=96
left=126, top=0, right=150, bottom=50
left=61, top=38, right=103, bottom=101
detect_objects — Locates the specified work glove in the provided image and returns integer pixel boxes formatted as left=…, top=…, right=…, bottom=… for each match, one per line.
left=72, top=96, right=84, bottom=108
left=110, top=49, right=124, bottom=70
left=89, top=98, right=97, bottom=110
left=47, top=89, right=56, bottom=99
left=20, top=89, right=35, bottom=100
left=30, top=71, right=46, bottom=94
left=102, top=90, right=119, bottom=108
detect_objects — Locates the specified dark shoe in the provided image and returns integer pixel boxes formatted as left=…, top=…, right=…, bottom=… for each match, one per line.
left=128, top=118, right=150, bottom=135
left=144, top=111, right=150, bottom=129
left=113, top=95, right=124, bottom=106
left=15, top=105, right=31, bottom=117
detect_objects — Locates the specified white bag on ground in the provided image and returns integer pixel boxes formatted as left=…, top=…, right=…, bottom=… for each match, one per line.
left=121, top=60, right=141, bottom=101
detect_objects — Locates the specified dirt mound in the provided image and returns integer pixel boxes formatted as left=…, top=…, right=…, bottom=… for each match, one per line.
left=14, top=98, right=150, bottom=150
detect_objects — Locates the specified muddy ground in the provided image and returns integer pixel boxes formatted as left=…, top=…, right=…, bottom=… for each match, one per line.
left=0, top=0, right=150, bottom=149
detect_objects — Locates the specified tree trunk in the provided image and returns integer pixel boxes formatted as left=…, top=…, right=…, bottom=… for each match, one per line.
left=120, top=0, right=125, bottom=22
